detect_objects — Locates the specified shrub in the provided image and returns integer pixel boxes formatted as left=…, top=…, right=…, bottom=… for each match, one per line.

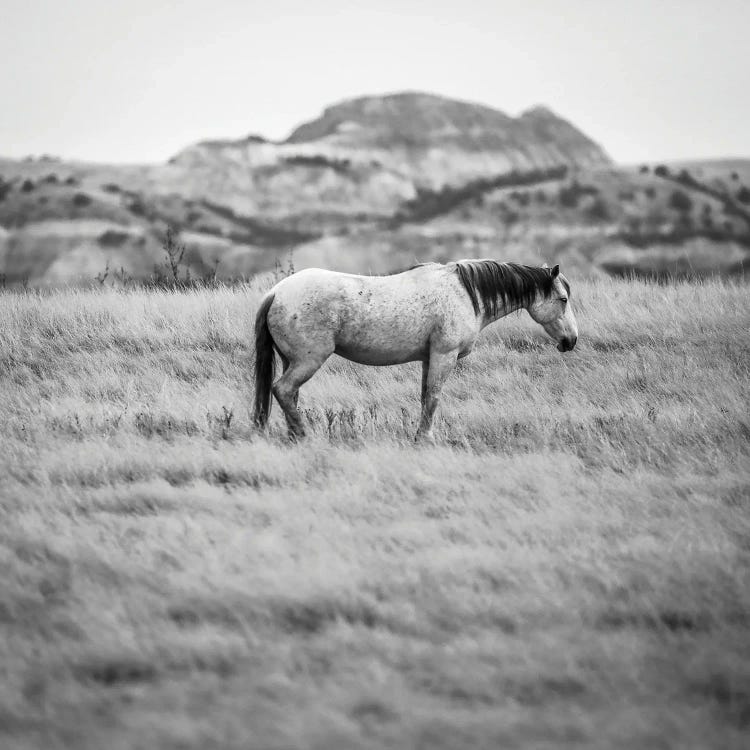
left=128, top=198, right=146, bottom=217
left=586, top=197, right=611, bottom=222
left=654, top=165, right=669, bottom=177
left=676, top=169, right=695, bottom=186
left=160, top=225, right=187, bottom=283
left=558, top=181, right=597, bottom=209
left=669, top=190, right=692, bottom=213
left=21, top=179, right=35, bottom=193
left=284, top=154, right=352, bottom=174
left=736, top=186, right=750, bottom=204
left=73, top=193, right=92, bottom=207
left=98, top=230, right=131, bottom=248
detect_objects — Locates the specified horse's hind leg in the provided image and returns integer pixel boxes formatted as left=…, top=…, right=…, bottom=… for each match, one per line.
left=279, top=354, right=298, bottom=408
left=272, top=356, right=327, bottom=439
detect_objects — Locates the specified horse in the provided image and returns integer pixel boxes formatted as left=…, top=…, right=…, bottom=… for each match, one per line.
left=253, top=260, right=578, bottom=441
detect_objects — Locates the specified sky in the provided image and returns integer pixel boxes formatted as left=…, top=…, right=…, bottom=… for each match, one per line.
left=1, top=0, right=748, bottom=165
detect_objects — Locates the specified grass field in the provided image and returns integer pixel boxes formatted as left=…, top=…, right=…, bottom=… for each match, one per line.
left=1, top=275, right=749, bottom=749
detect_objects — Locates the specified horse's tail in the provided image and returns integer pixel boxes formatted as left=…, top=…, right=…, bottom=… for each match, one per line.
left=253, top=293, right=277, bottom=428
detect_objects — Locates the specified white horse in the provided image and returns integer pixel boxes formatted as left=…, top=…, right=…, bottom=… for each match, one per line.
left=253, top=260, right=578, bottom=441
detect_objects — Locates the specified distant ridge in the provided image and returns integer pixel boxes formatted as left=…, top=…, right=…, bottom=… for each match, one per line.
left=3, top=91, right=746, bottom=286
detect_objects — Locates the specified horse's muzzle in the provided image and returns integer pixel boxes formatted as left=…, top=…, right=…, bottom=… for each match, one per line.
left=557, top=336, right=577, bottom=352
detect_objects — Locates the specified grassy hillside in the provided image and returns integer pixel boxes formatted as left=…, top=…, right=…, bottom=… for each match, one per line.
left=2, top=156, right=749, bottom=285
left=1, top=277, right=749, bottom=749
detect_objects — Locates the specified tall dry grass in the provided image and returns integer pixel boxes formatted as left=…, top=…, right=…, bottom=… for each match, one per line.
left=0, top=275, right=748, bottom=749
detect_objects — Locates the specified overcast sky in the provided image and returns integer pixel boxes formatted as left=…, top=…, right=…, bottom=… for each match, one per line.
left=2, top=0, right=748, bottom=165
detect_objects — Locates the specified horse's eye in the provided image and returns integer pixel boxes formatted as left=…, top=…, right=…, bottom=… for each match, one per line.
left=560, top=297, right=568, bottom=304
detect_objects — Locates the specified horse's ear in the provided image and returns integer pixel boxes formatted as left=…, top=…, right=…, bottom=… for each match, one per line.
left=551, top=264, right=560, bottom=278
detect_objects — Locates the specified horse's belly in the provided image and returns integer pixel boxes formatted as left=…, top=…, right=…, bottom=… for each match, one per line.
left=334, top=340, right=425, bottom=366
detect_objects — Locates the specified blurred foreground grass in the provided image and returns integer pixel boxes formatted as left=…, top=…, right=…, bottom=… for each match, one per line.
left=1, top=276, right=749, bottom=749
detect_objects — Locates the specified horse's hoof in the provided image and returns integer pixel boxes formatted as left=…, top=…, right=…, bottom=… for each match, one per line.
left=414, top=432, right=435, bottom=444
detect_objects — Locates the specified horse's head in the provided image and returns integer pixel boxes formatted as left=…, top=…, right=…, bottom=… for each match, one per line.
left=528, top=264, right=578, bottom=352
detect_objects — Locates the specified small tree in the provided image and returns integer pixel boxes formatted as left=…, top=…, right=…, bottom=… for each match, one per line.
left=73, top=192, right=92, bottom=207
left=669, top=189, right=692, bottom=213
left=586, top=197, right=610, bottom=222
left=737, top=186, right=750, bottom=204
left=162, top=226, right=186, bottom=283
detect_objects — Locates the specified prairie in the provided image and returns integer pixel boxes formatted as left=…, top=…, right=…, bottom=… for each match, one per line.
left=0, top=276, right=749, bottom=749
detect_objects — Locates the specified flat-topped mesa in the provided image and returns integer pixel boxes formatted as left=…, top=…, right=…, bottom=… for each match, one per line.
left=279, top=92, right=610, bottom=164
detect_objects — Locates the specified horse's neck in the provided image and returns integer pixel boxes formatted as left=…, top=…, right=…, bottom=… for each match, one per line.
left=480, top=300, right=526, bottom=328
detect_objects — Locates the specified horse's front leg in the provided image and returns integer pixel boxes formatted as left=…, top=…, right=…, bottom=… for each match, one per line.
left=415, top=349, right=459, bottom=442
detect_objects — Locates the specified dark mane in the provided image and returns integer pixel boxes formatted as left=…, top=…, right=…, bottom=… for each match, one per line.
left=453, top=260, right=554, bottom=318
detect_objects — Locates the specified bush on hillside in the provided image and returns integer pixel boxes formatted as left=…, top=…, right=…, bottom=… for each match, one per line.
left=676, top=169, right=696, bottom=187
left=283, top=154, right=352, bottom=174
left=586, top=197, right=611, bottom=222
left=73, top=192, right=92, bottom=207
left=669, top=189, right=692, bottom=213
left=558, top=180, right=598, bottom=209
left=392, top=166, right=568, bottom=225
